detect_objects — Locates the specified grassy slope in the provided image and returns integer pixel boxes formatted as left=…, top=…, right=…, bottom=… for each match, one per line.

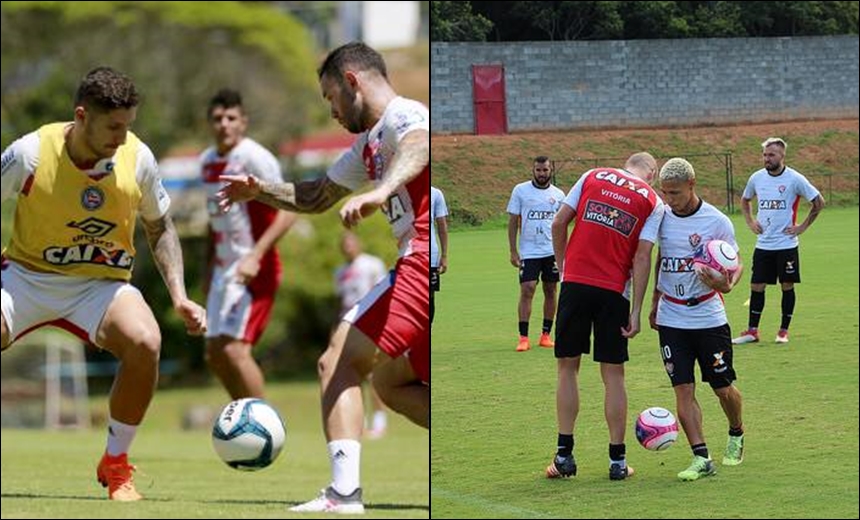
left=432, top=120, right=859, bottom=228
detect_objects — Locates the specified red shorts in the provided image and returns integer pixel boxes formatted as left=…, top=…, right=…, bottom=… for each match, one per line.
left=346, top=252, right=430, bottom=384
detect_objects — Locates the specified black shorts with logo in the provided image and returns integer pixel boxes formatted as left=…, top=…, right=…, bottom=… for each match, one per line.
left=519, top=255, right=559, bottom=284
left=657, top=324, right=736, bottom=389
left=555, top=282, right=630, bottom=364
left=751, top=247, right=800, bottom=284
left=430, top=267, right=440, bottom=292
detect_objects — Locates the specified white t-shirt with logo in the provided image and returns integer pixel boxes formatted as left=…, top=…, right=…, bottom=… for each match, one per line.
left=655, top=200, right=738, bottom=329
left=200, top=137, right=284, bottom=271
left=430, top=186, right=448, bottom=268
left=742, top=167, right=821, bottom=251
left=327, top=97, right=430, bottom=258
left=506, top=181, right=565, bottom=260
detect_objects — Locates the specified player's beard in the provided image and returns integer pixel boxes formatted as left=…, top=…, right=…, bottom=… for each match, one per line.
left=533, top=173, right=551, bottom=188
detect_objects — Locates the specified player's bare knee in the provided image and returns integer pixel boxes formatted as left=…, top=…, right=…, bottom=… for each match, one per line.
left=131, top=326, right=161, bottom=363
left=521, top=283, right=536, bottom=299
left=317, top=348, right=336, bottom=380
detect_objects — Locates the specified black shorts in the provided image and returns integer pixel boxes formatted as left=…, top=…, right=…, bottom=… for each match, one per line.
left=555, top=282, right=630, bottom=364
left=657, top=324, right=736, bottom=389
left=751, top=247, right=800, bottom=284
left=430, top=267, right=440, bottom=292
left=519, top=255, right=559, bottom=284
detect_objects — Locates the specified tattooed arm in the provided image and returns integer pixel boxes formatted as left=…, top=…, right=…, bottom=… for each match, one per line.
left=218, top=175, right=352, bottom=214
left=141, top=215, right=207, bottom=335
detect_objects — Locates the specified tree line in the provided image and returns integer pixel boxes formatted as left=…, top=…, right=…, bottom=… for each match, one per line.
left=431, top=1, right=859, bottom=42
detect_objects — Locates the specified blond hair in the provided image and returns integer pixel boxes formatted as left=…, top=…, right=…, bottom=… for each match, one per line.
left=761, top=137, right=787, bottom=150
left=659, top=157, right=695, bottom=182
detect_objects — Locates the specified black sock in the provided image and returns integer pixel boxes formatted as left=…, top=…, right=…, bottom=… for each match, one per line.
left=542, top=319, right=553, bottom=334
left=749, top=290, right=765, bottom=329
left=519, top=321, right=529, bottom=337
left=430, top=296, right=435, bottom=324
left=609, top=443, right=626, bottom=462
left=692, top=443, right=709, bottom=459
left=729, top=426, right=744, bottom=437
left=781, top=289, right=795, bottom=330
left=557, top=434, right=574, bottom=457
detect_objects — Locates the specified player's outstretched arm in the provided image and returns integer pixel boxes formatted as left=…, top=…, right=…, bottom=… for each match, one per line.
left=141, top=215, right=207, bottom=336
left=219, top=175, right=352, bottom=214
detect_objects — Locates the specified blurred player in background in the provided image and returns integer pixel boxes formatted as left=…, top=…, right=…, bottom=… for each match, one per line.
left=430, top=185, right=448, bottom=324
left=219, top=42, right=429, bottom=514
left=334, top=231, right=388, bottom=439
left=506, top=156, right=565, bottom=352
left=1, top=67, right=206, bottom=501
left=200, top=88, right=296, bottom=399
left=733, top=137, right=824, bottom=345
left=649, top=158, right=745, bottom=481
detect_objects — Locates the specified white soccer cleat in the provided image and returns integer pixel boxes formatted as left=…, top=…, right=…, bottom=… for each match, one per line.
left=289, top=487, right=365, bottom=514
left=731, top=329, right=760, bottom=345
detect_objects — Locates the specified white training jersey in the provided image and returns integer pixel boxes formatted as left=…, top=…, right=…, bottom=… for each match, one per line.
left=430, top=186, right=448, bottom=268
left=742, top=167, right=821, bottom=251
left=506, top=181, right=566, bottom=260
left=200, top=138, right=283, bottom=269
left=334, top=253, right=387, bottom=313
left=655, top=200, right=738, bottom=329
left=1, top=128, right=169, bottom=220
left=327, top=96, right=430, bottom=258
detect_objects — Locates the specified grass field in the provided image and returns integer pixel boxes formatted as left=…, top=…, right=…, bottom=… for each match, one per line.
left=0, top=381, right=429, bottom=518
left=431, top=206, right=859, bottom=519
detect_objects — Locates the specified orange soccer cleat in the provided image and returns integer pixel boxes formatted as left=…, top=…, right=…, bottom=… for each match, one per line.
left=97, top=452, right=142, bottom=501
left=516, top=336, right=531, bottom=352
left=538, top=332, right=555, bottom=348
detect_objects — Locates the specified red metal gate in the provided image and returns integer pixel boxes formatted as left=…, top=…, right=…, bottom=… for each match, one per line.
left=472, top=65, right=507, bottom=135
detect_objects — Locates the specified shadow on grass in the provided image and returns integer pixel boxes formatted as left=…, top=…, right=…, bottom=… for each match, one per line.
left=1, top=493, right=429, bottom=512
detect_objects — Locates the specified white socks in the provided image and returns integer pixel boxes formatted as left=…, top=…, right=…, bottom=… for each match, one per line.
left=328, top=439, right=361, bottom=496
left=106, top=417, right=137, bottom=457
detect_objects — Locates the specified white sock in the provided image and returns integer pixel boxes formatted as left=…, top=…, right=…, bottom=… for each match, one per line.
left=106, top=417, right=137, bottom=457
left=328, top=439, right=361, bottom=496
left=372, top=411, right=387, bottom=431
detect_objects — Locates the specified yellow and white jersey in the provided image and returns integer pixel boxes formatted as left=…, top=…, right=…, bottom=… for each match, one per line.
left=0, top=122, right=170, bottom=281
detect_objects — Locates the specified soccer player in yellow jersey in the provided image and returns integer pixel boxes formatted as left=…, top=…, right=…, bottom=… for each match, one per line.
left=1, top=67, right=207, bottom=501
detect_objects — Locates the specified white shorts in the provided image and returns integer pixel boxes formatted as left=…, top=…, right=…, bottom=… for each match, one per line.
left=1, top=261, right=139, bottom=347
left=205, top=266, right=276, bottom=345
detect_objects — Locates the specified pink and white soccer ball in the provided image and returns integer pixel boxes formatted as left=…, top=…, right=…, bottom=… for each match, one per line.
left=693, top=239, right=739, bottom=277
left=636, top=407, right=679, bottom=451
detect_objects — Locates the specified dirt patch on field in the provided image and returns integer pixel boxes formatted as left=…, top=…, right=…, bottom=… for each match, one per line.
left=432, top=119, right=859, bottom=226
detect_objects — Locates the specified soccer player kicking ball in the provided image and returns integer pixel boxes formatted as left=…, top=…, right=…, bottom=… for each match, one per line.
left=649, top=158, right=746, bottom=481
left=219, top=42, right=429, bottom=514
left=1, top=67, right=206, bottom=501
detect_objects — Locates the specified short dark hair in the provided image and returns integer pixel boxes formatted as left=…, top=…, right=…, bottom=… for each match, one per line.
left=534, top=156, right=550, bottom=164
left=207, top=88, right=243, bottom=118
left=318, top=41, right=388, bottom=81
left=75, top=67, right=139, bottom=112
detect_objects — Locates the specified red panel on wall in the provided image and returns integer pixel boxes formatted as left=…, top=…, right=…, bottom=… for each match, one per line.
left=472, top=65, right=507, bottom=135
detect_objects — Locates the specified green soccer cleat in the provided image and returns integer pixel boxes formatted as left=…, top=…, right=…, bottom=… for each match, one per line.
left=677, top=455, right=717, bottom=481
left=723, top=434, right=744, bottom=466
